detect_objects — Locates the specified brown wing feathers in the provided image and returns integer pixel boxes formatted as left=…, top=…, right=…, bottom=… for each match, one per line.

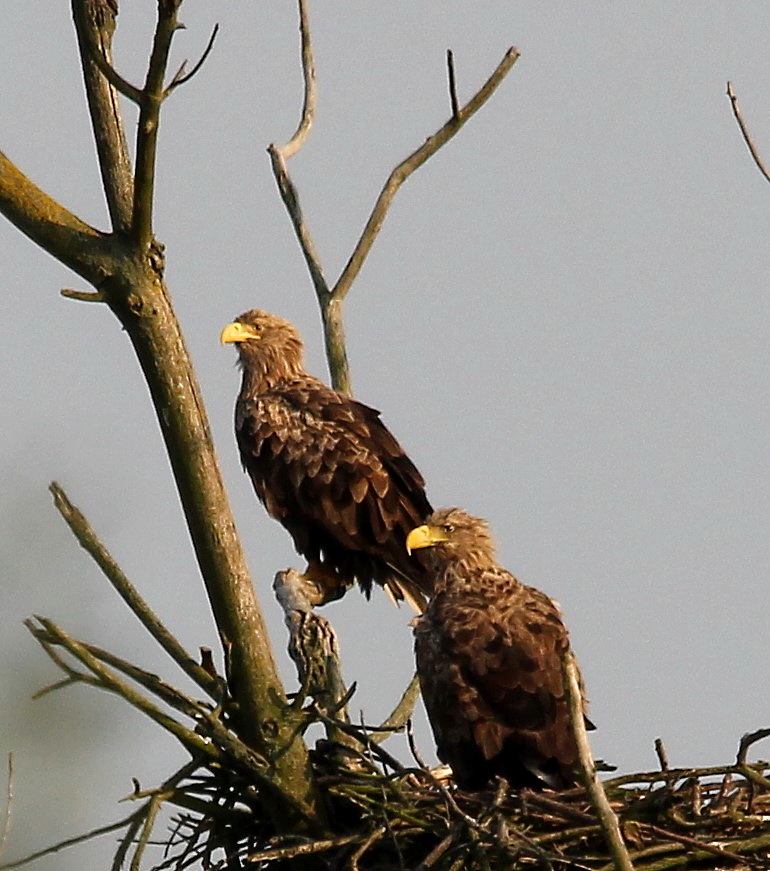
left=222, top=310, right=433, bottom=605
left=222, top=312, right=594, bottom=792
left=409, top=507, right=591, bottom=791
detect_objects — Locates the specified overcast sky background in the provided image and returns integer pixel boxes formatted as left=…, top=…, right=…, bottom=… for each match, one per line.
left=3, top=3, right=770, bottom=869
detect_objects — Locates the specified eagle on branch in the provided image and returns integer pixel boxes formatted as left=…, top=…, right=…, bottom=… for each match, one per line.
left=221, top=309, right=433, bottom=609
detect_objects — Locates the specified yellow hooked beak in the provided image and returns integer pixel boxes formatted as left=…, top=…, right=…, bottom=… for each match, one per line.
left=406, top=524, right=449, bottom=554
left=220, top=321, right=260, bottom=344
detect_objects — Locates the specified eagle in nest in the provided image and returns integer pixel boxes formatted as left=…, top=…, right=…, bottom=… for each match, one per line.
left=221, top=309, right=434, bottom=609
left=407, top=507, right=593, bottom=791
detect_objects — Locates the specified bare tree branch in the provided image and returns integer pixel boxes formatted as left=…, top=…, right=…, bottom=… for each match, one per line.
left=0, top=5, right=326, bottom=834
left=278, top=0, right=316, bottom=159
left=72, top=0, right=135, bottom=232
left=164, top=23, right=220, bottom=97
left=0, top=153, right=113, bottom=284
left=132, top=2, right=180, bottom=247
left=333, top=46, right=520, bottom=305
left=49, top=481, right=223, bottom=698
left=270, top=35, right=519, bottom=394
left=727, top=81, right=770, bottom=184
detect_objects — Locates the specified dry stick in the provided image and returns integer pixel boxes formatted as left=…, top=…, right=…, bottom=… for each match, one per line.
left=279, top=0, right=316, bottom=159
left=242, top=833, right=360, bottom=865
left=726, top=82, right=770, bottom=184
left=49, top=482, right=222, bottom=699
left=562, top=651, right=635, bottom=871
left=26, top=617, right=220, bottom=763
left=0, top=815, right=137, bottom=871
left=736, top=727, right=770, bottom=790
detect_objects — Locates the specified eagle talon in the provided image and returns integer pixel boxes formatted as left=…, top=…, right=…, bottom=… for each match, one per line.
left=301, top=562, right=353, bottom=607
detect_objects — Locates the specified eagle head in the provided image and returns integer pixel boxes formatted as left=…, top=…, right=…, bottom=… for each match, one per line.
left=406, top=507, right=497, bottom=569
left=221, top=309, right=304, bottom=384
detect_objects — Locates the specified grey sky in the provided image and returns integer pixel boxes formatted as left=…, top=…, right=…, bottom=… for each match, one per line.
left=2, top=3, right=770, bottom=868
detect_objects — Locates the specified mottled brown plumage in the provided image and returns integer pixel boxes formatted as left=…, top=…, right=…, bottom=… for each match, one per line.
left=221, top=309, right=433, bottom=607
left=408, top=508, right=592, bottom=791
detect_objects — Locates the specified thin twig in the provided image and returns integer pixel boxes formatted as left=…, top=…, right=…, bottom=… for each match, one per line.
left=562, top=650, right=635, bottom=871
left=164, top=24, right=220, bottom=98
left=49, top=482, right=222, bottom=698
left=332, top=46, right=519, bottom=305
left=60, top=287, right=107, bottom=303
left=277, top=0, right=316, bottom=159
left=346, top=824, right=387, bottom=870
left=0, top=813, right=137, bottom=871
left=446, top=50, right=460, bottom=119
left=26, top=616, right=220, bottom=763
left=726, top=81, right=770, bottom=184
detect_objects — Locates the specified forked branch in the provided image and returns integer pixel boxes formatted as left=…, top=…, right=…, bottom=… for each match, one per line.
left=269, top=7, right=519, bottom=392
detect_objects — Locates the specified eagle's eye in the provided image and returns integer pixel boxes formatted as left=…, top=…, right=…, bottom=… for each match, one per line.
left=441, top=523, right=454, bottom=534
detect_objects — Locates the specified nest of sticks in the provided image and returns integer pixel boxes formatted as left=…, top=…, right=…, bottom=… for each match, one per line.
left=10, top=508, right=770, bottom=871
left=142, top=726, right=770, bottom=871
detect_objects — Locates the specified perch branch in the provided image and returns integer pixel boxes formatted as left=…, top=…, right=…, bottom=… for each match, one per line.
left=49, top=482, right=222, bottom=698
left=273, top=568, right=354, bottom=746
left=726, top=81, right=770, bottom=184
left=562, top=650, right=635, bottom=871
